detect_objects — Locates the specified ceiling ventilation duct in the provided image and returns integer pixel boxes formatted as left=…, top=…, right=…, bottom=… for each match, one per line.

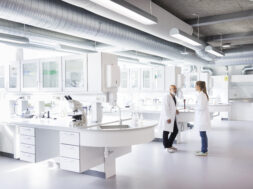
left=242, top=66, right=253, bottom=75
left=0, top=0, right=209, bottom=65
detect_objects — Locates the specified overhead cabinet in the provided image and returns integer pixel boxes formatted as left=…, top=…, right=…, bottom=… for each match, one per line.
left=0, top=65, right=5, bottom=90
left=40, top=58, right=61, bottom=91
left=62, top=56, right=87, bottom=92
left=118, top=62, right=165, bottom=91
left=7, top=62, right=20, bottom=92
left=21, top=60, right=40, bottom=92
left=87, top=53, right=120, bottom=93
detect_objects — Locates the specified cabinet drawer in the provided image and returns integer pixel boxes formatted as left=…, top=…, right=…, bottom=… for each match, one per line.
left=60, top=132, right=79, bottom=146
left=20, top=135, right=35, bottom=145
left=20, top=127, right=35, bottom=136
left=20, top=144, right=35, bottom=154
left=20, top=152, right=35, bottom=163
left=60, top=157, right=80, bottom=172
left=60, top=144, right=80, bottom=159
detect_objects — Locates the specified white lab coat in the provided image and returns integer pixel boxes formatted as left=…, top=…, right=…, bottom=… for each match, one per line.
left=194, top=91, right=211, bottom=131
left=159, top=94, right=178, bottom=132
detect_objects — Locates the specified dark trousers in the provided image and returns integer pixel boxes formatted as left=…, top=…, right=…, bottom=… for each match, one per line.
left=200, top=131, right=208, bottom=153
left=163, top=121, right=178, bottom=148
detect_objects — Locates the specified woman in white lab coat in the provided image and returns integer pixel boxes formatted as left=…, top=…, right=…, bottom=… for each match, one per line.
left=194, top=81, right=211, bottom=156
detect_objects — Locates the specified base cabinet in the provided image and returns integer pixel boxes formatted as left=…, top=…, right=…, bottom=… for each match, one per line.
left=19, top=127, right=59, bottom=163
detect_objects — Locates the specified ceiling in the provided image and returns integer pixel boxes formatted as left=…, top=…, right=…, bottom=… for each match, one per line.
left=152, top=0, right=253, bottom=49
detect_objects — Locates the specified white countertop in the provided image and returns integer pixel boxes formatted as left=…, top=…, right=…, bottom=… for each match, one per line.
left=0, top=114, right=157, bottom=132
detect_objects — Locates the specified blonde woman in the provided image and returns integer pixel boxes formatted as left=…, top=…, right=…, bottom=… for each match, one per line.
left=195, top=81, right=211, bottom=156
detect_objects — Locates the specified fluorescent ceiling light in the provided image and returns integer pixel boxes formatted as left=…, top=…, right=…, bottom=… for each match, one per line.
left=222, top=43, right=231, bottom=48
left=205, top=46, right=224, bottom=57
left=0, top=33, right=29, bottom=44
left=170, top=28, right=202, bottom=46
left=89, top=0, right=158, bottom=25
left=59, top=45, right=96, bottom=54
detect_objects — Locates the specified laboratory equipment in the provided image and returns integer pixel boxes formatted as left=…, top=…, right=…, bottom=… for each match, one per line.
left=65, top=95, right=87, bottom=127
left=91, top=102, right=103, bottom=123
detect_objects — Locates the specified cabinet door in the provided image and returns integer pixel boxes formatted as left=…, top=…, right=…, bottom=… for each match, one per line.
left=120, top=68, right=129, bottom=89
left=142, top=69, right=151, bottom=90
left=130, top=69, right=140, bottom=90
left=62, top=56, right=87, bottom=92
left=7, top=62, right=20, bottom=92
left=153, top=67, right=164, bottom=91
left=21, top=60, right=39, bottom=91
left=0, top=65, right=5, bottom=90
left=40, top=58, right=61, bottom=91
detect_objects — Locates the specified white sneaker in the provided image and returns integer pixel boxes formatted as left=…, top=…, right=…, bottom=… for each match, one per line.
left=167, top=148, right=176, bottom=153
left=170, top=146, right=178, bottom=151
left=195, top=151, right=208, bottom=156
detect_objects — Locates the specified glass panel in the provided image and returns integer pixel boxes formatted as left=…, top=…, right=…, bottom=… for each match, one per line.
left=9, top=65, right=18, bottom=88
left=0, top=66, right=4, bottom=88
left=120, top=70, right=128, bottom=88
left=65, top=59, right=84, bottom=88
left=130, top=69, right=139, bottom=89
left=143, top=70, right=151, bottom=88
left=42, top=61, right=59, bottom=88
left=23, top=63, right=38, bottom=88
left=153, top=68, right=163, bottom=89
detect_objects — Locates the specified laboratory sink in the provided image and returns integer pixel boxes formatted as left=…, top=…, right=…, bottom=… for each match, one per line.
left=99, top=125, right=130, bottom=130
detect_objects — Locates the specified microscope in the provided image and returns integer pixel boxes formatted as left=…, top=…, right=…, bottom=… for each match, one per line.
left=64, top=95, right=87, bottom=127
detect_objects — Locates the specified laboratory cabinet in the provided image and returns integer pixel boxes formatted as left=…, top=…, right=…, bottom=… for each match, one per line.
left=21, top=59, right=40, bottom=92
left=0, top=65, right=5, bottom=90
left=40, top=58, right=62, bottom=91
left=62, top=55, right=87, bottom=92
left=87, top=53, right=120, bottom=93
left=141, top=68, right=152, bottom=90
left=119, top=68, right=129, bottom=89
left=119, top=64, right=165, bottom=91
left=129, top=68, right=140, bottom=90
left=7, top=62, right=20, bottom=92
left=152, top=67, right=165, bottom=91
left=19, top=127, right=59, bottom=163
left=59, top=131, right=104, bottom=173
left=165, top=66, right=182, bottom=90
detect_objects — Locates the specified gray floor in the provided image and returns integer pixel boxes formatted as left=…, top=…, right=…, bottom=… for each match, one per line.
left=1, top=120, right=253, bottom=189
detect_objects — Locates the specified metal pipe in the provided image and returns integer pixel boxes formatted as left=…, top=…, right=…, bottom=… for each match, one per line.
left=200, top=67, right=213, bottom=75
left=0, top=0, right=209, bottom=65
left=242, top=66, right=253, bottom=75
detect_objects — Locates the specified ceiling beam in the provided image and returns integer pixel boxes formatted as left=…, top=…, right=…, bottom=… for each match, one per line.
left=205, top=31, right=253, bottom=42
left=187, top=10, right=253, bottom=27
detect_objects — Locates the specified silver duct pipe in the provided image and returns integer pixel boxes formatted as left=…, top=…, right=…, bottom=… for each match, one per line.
left=0, top=18, right=172, bottom=63
left=0, top=0, right=208, bottom=65
left=0, top=18, right=100, bottom=51
left=215, top=57, right=253, bottom=66
left=242, top=66, right=253, bottom=75
left=215, top=44, right=253, bottom=66
left=200, top=67, right=213, bottom=75
left=224, top=44, right=253, bottom=59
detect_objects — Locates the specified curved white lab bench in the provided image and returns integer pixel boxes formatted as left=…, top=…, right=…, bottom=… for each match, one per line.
left=0, top=117, right=156, bottom=178
left=81, top=123, right=155, bottom=147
